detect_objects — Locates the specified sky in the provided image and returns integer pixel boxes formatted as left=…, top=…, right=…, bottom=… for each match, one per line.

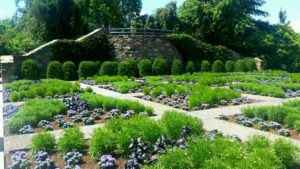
left=0, top=0, right=299, bottom=32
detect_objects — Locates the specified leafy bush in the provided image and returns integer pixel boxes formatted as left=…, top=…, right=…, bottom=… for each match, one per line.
left=152, top=58, right=169, bottom=75
left=89, top=128, right=116, bottom=160
left=185, top=61, right=196, bottom=74
left=245, top=135, right=271, bottom=151
left=100, top=61, right=119, bottom=76
left=246, top=59, right=257, bottom=72
left=235, top=59, right=246, bottom=72
left=47, top=61, right=63, bottom=79
left=62, top=61, right=77, bottom=80
left=143, top=87, right=150, bottom=95
left=84, top=86, right=93, bottom=93
left=230, top=83, right=284, bottom=98
left=58, top=128, right=85, bottom=154
left=201, top=60, right=211, bottom=72
left=112, top=81, right=139, bottom=93
left=211, top=60, right=225, bottom=73
left=6, top=99, right=67, bottom=133
left=78, top=61, right=99, bottom=79
left=94, top=76, right=128, bottom=84
left=165, top=84, right=175, bottom=97
left=188, top=138, right=211, bottom=168
left=295, top=120, right=300, bottom=133
left=118, top=59, right=138, bottom=77
left=30, top=132, right=56, bottom=154
left=21, top=59, right=40, bottom=80
left=138, top=59, right=152, bottom=77
left=151, top=87, right=163, bottom=97
left=171, top=59, right=184, bottom=75
left=156, top=148, right=193, bottom=169
left=159, top=111, right=203, bottom=139
left=225, top=60, right=235, bottom=72
left=273, top=139, right=299, bottom=168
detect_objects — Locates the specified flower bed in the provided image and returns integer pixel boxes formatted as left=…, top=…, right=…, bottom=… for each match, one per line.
left=5, top=111, right=300, bottom=169
left=5, top=79, right=81, bottom=102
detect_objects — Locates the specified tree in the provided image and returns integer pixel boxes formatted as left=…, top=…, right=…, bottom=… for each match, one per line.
left=155, top=1, right=178, bottom=30
left=279, top=8, right=287, bottom=24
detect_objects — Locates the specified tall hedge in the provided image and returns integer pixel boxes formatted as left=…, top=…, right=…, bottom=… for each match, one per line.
left=21, top=59, right=39, bottom=80
left=100, top=61, right=119, bottom=76
left=47, top=61, right=63, bottom=79
left=138, top=59, right=152, bottom=77
left=201, top=60, right=211, bottom=72
left=185, top=61, right=196, bottom=74
left=62, top=61, right=77, bottom=81
left=171, top=59, right=184, bottom=75
left=225, top=60, right=235, bottom=72
left=246, top=59, right=257, bottom=72
left=118, top=59, right=138, bottom=77
left=152, top=58, right=169, bottom=75
left=78, top=61, right=100, bottom=79
left=211, top=60, right=225, bottom=73
left=235, top=59, right=246, bottom=72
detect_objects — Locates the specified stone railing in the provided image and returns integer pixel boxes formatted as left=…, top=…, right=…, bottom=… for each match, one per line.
left=108, top=28, right=175, bottom=36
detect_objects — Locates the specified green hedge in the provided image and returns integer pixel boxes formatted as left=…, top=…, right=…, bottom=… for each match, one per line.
left=185, top=61, right=196, bottom=74
left=225, top=60, right=235, bottom=72
left=118, top=59, right=138, bottom=77
left=171, top=59, right=184, bottom=75
left=235, top=59, right=246, bottom=72
left=211, top=60, right=225, bottom=73
left=47, top=61, right=63, bottom=79
left=51, top=33, right=113, bottom=65
left=21, top=59, right=40, bottom=80
left=201, top=60, right=211, bottom=72
left=78, top=61, right=100, bottom=79
left=100, top=61, right=119, bottom=76
left=138, top=59, right=152, bottom=77
left=152, top=58, right=169, bottom=75
left=246, top=59, right=257, bottom=72
left=62, top=61, right=77, bottom=80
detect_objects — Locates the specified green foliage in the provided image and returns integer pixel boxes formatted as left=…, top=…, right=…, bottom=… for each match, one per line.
left=156, top=148, right=193, bottom=169
left=151, top=87, right=163, bottom=97
left=185, top=61, right=196, bottom=74
left=112, top=81, right=140, bottom=93
left=30, top=132, right=56, bottom=154
left=6, top=99, right=67, bottom=133
left=152, top=58, right=169, bottom=75
left=100, top=61, right=119, bottom=76
left=246, top=59, right=257, bottom=72
left=118, top=59, right=138, bottom=77
left=201, top=60, right=211, bottom=72
left=171, top=59, right=184, bottom=75
left=143, top=87, right=150, bottom=95
left=188, top=138, right=211, bottom=168
left=245, top=135, right=271, bottom=151
left=62, top=61, right=77, bottom=80
left=138, top=59, right=152, bottom=77
left=274, top=139, right=299, bottom=168
left=295, top=120, right=300, bottom=133
left=93, top=76, right=128, bottom=84
left=211, top=60, right=225, bottom=73
left=47, top=61, right=63, bottom=79
left=78, top=61, right=100, bottom=79
left=225, top=60, right=235, bottom=72
left=21, top=59, right=40, bottom=80
left=84, top=86, right=93, bottom=93
left=230, top=83, right=285, bottom=98
left=235, top=59, right=246, bottom=72
left=159, top=111, right=203, bottom=139
left=89, top=128, right=116, bottom=160
left=165, top=84, right=175, bottom=97
left=58, top=128, right=85, bottom=154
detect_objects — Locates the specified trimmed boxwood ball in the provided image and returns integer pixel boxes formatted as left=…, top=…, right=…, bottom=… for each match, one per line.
left=47, top=61, right=63, bottom=79
left=235, top=59, right=246, bottom=72
left=152, top=58, right=169, bottom=75
left=100, top=61, right=118, bottom=76
left=21, top=59, right=40, bottom=80
left=62, top=61, right=77, bottom=81
left=185, top=61, right=196, bottom=74
left=246, top=59, right=257, bottom=72
left=78, top=61, right=99, bottom=79
left=201, top=60, right=211, bottom=72
left=118, top=59, right=138, bottom=77
left=138, top=59, right=152, bottom=77
left=225, top=60, right=234, bottom=72
left=211, top=60, right=225, bottom=73
left=171, top=59, right=184, bottom=75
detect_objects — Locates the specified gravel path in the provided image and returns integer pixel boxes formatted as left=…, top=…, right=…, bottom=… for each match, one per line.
left=2, top=83, right=300, bottom=153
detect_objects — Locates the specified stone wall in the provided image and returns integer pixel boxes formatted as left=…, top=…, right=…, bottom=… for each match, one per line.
left=108, top=35, right=182, bottom=62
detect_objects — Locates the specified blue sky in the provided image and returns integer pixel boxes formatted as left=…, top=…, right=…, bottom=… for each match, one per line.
left=0, top=0, right=299, bottom=32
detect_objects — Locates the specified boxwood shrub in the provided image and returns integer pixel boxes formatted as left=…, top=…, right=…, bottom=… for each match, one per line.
left=47, top=61, right=63, bottom=79
left=118, top=59, right=138, bottom=77
left=246, top=59, right=257, bottom=72
left=21, top=59, right=40, bottom=80
left=225, top=60, right=235, bottom=72
left=152, top=58, right=169, bottom=75
left=62, top=61, right=77, bottom=81
left=100, top=61, right=119, bottom=76
left=185, top=61, right=196, bottom=74
left=211, top=60, right=225, bottom=73
left=171, top=59, right=184, bottom=75
left=201, top=60, right=211, bottom=72
left=78, top=61, right=100, bottom=79
left=235, top=59, right=246, bottom=72
left=138, top=59, right=152, bottom=77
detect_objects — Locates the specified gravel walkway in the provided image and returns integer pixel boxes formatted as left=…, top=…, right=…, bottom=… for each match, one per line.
left=2, top=83, right=300, bottom=153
